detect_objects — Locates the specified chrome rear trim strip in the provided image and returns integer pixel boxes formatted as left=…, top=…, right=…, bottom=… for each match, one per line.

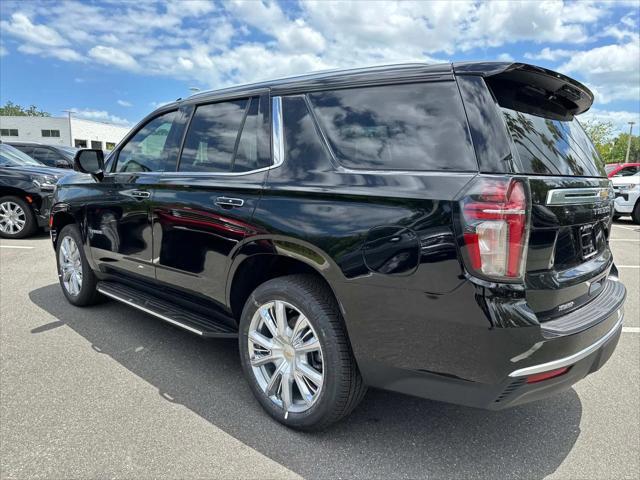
left=508, top=311, right=623, bottom=378
left=546, top=187, right=612, bottom=205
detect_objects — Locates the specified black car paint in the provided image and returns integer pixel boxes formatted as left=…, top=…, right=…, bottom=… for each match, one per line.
left=0, top=164, right=69, bottom=227
left=50, top=62, right=626, bottom=409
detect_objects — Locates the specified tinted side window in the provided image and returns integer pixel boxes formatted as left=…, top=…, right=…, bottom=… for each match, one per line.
left=283, top=95, right=333, bottom=170
left=31, top=147, right=54, bottom=165
left=115, top=110, right=178, bottom=173
left=308, top=82, right=476, bottom=171
left=179, top=98, right=250, bottom=173
left=232, top=97, right=270, bottom=172
left=12, top=145, right=33, bottom=156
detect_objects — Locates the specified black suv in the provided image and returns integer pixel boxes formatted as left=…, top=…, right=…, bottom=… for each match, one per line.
left=50, top=62, right=626, bottom=430
left=0, top=143, right=68, bottom=238
left=8, top=142, right=77, bottom=168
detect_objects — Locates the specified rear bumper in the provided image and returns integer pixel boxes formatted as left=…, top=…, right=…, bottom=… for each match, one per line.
left=356, top=277, right=625, bottom=410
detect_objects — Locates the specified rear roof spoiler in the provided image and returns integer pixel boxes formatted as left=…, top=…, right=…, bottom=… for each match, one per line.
left=453, top=62, right=594, bottom=116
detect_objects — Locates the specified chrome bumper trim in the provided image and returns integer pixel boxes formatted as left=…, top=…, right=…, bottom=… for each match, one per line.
left=508, top=311, right=623, bottom=378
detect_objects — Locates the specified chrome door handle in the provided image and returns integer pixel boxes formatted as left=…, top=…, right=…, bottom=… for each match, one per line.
left=215, top=197, right=244, bottom=208
left=130, top=190, right=151, bottom=199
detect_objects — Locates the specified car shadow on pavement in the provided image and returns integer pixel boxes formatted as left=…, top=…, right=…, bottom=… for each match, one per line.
left=30, top=283, right=582, bottom=480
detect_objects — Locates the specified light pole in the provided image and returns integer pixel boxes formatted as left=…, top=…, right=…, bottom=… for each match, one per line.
left=624, top=121, right=635, bottom=163
left=62, top=109, right=73, bottom=147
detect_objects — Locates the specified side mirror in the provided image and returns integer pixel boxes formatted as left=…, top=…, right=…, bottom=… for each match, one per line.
left=74, top=149, right=104, bottom=179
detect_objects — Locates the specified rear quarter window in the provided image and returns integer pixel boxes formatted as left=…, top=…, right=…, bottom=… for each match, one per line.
left=307, top=82, right=477, bottom=171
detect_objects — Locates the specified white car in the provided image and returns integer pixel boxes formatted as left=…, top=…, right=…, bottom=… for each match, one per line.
left=612, top=172, right=640, bottom=223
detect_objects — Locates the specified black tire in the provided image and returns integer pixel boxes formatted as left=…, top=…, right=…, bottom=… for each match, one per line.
left=239, top=274, right=367, bottom=430
left=632, top=202, right=640, bottom=224
left=0, top=195, right=38, bottom=239
left=56, top=224, right=102, bottom=306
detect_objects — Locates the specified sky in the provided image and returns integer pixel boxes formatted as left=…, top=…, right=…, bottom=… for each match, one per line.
left=0, top=0, right=639, bottom=134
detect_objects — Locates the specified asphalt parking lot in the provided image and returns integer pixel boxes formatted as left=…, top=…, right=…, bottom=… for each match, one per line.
left=1, top=220, right=638, bottom=480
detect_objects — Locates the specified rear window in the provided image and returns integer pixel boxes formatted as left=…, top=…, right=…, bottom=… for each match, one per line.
left=502, top=109, right=606, bottom=177
left=307, top=82, right=476, bottom=171
left=485, top=74, right=606, bottom=177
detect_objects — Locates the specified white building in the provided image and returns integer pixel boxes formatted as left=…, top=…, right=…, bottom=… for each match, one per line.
left=0, top=115, right=131, bottom=151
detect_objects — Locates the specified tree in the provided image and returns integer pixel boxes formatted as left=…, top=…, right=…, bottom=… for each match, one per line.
left=0, top=101, right=51, bottom=117
left=582, top=119, right=640, bottom=163
left=609, top=133, right=640, bottom=163
left=582, top=119, right=616, bottom=162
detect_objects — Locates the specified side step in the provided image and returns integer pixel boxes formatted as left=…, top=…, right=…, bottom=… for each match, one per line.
left=96, top=281, right=238, bottom=338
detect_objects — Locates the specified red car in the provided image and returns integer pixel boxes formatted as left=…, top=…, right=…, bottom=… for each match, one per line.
left=607, top=163, right=640, bottom=178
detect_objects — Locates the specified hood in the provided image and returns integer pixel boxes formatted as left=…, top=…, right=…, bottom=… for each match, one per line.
left=6, top=165, right=72, bottom=179
left=611, top=175, right=640, bottom=186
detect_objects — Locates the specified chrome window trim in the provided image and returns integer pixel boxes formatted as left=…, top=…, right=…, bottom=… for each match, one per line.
left=106, top=96, right=285, bottom=178
left=508, top=311, right=623, bottom=378
left=271, top=96, right=284, bottom=168
left=546, top=187, right=612, bottom=205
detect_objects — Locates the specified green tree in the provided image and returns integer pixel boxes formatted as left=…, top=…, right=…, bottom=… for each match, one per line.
left=0, top=101, right=51, bottom=117
left=609, top=133, right=640, bottom=163
left=582, top=119, right=616, bottom=162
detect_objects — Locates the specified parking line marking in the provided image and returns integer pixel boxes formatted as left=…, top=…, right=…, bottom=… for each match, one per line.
left=0, top=245, right=34, bottom=249
left=617, top=265, right=640, bottom=268
left=613, top=224, right=640, bottom=232
left=622, top=327, right=640, bottom=333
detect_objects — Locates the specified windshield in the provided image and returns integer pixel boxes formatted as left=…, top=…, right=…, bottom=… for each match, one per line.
left=502, top=109, right=606, bottom=177
left=0, top=144, right=44, bottom=167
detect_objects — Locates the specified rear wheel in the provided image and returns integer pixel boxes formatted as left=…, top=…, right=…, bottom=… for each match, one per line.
left=56, top=224, right=102, bottom=306
left=0, top=196, right=37, bottom=239
left=239, top=274, right=366, bottom=430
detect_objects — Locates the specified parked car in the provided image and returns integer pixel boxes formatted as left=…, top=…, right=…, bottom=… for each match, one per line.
left=605, top=163, right=620, bottom=175
left=612, top=172, right=640, bottom=223
left=0, top=143, right=69, bottom=238
left=50, top=62, right=626, bottom=430
left=7, top=141, right=77, bottom=169
left=607, top=162, right=640, bottom=178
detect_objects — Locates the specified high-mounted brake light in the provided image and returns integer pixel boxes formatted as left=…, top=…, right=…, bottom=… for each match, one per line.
left=459, top=177, right=530, bottom=281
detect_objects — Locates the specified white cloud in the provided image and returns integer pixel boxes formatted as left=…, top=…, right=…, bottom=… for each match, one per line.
left=524, top=47, right=574, bottom=61
left=17, top=43, right=83, bottom=62
left=117, top=100, right=132, bottom=107
left=70, top=108, right=131, bottom=126
left=0, top=45, right=7, bottom=57
left=0, top=12, right=68, bottom=47
left=89, top=45, right=138, bottom=70
left=580, top=108, right=640, bottom=135
left=497, top=53, right=514, bottom=62
left=559, top=41, right=640, bottom=103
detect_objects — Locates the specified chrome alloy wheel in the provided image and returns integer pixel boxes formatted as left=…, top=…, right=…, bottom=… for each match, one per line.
left=58, top=236, right=83, bottom=296
left=248, top=300, right=324, bottom=414
left=0, top=201, right=26, bottom=235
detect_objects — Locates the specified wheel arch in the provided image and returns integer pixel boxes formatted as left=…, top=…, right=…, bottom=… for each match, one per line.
left=226, top=237, right=348, bottom=325
left=50, top=203, right=81, bottom=247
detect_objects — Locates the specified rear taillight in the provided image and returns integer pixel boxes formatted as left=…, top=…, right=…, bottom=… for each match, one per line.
left=459, top=177, right=530, bottom=281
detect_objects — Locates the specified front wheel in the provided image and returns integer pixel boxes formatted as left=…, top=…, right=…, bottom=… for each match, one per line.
left=239, top=274, right=366, bottom=430
left=56, top=224, right=102, bottom=306
left=0, top=196, right=37, bottom=239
